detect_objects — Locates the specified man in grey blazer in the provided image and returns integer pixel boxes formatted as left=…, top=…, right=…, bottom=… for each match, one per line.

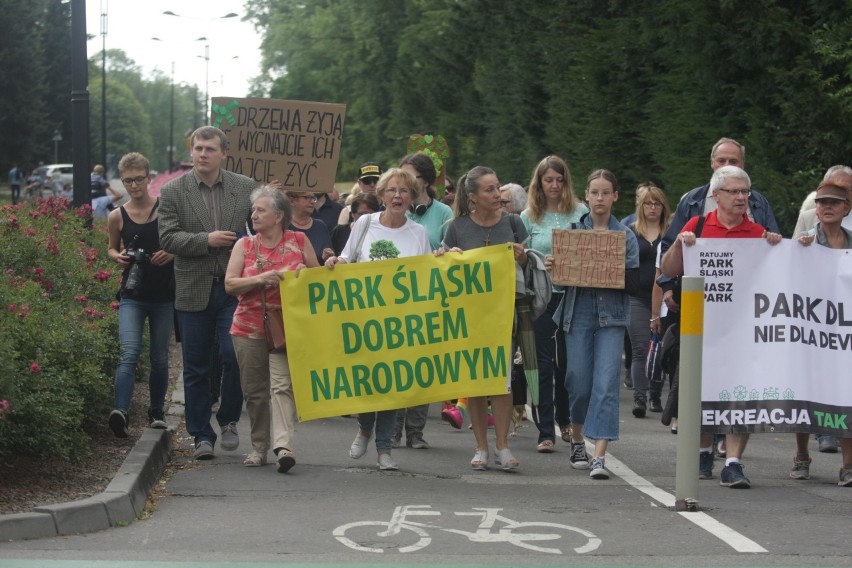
left=159, top=126, right=255, bottom=460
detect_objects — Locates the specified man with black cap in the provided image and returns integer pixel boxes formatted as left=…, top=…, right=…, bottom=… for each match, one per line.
left=356, top=161, right=382, bottom=193
left=338, top=161, right=384, bottom=225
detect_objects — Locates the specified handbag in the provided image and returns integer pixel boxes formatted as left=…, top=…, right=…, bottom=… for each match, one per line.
left=645, top=332, right=662, bottom=388
left=254, top=236, right=286, bottom=352
left=262, top=300, right=286, bottom=352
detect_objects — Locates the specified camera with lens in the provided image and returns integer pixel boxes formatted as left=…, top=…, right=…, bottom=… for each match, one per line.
left=123, top=244, right=150, bottom=296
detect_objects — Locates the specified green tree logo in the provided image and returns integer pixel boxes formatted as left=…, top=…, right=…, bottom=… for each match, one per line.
left=369, top=240, right=400, bottom=261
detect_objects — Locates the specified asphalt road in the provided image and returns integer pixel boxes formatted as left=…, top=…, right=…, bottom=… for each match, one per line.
left=0, top=384, right=849, bottom=567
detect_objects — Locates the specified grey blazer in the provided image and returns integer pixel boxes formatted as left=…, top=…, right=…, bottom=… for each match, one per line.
left=159, top=169, right=255, bottom=311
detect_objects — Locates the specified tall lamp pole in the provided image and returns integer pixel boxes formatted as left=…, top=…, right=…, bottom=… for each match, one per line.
left=100, top=0, right=108, bottom=170
left=169, top=62, right=175, bottom=172
left=161, top=10, right=238, bottom=124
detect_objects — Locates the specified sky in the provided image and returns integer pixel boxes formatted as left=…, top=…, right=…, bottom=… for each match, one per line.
left=85, top=0, right=264, bottom=100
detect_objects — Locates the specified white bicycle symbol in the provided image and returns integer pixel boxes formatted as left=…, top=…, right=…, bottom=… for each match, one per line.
left=333, top=504, right=601, bottom=554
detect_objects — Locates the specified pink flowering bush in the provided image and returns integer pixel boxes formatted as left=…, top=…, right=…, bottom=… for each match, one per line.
left=0, top=198, right=120, bottom=461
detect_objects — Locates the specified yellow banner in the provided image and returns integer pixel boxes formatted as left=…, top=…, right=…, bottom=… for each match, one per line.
left=280, top=245, right=516, bottom=420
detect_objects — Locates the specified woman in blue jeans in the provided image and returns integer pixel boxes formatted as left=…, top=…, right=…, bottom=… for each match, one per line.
left=106, top=152, right=174, bottom=437
left=547, top=169, right=639, bottom=479
left=325, top=168, right=431, bottom=471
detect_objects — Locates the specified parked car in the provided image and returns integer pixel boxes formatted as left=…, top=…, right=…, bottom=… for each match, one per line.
left=43, top=164, right=73, bottom=186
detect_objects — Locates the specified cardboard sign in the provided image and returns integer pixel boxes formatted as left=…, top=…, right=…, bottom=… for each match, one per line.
left=279, top=245, right=516, bottom=421
left=211, top=97, right=346, bottom=191
left=550, top=229, right=625, bottom=288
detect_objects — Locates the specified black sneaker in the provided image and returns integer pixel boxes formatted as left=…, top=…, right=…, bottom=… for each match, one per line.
left=148, top=407, right=168, bottom=429
left=109, top=410, right=129, bottom=438
left=632, top=398, right=647, bottom=418
left=649, top=398, right=663, bottom=413
left=699, top=451, right=714, bottom=479
left=570, top=441, right=589, bottom=469
left=720, top=462, right=751, bottom=488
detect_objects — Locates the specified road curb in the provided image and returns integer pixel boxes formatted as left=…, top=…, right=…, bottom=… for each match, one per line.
left=0, top=427, right=172, bottom=542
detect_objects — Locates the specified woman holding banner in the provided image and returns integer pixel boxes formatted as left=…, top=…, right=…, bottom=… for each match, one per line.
left=441, top=165, right=529, bottom=472
left=325, top=168, right=431, bottom=471
left=546, top=169, right=639, bottom=480
left=520, top=155, right=589, bottom=453
left=225, top=186, right=319, bottom=473
left=794, top=180, right=852, bottom=486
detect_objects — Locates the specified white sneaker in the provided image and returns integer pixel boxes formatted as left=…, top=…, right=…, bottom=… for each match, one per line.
left=349, top=431, right=371, bottom=459
left=377, top=453, right=398, bottom=471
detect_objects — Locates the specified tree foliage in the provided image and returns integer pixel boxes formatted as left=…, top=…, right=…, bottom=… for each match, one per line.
left=247, top=0, right=851, bottom=233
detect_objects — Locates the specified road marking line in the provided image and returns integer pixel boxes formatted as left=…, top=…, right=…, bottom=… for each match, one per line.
left=603, top=449, right=768, bottom=553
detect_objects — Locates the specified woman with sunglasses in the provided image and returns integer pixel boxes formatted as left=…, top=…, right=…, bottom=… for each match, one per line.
left=287, top=191, right=334, bottom=265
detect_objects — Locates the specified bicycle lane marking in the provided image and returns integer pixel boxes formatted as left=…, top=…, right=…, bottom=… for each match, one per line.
left=603, top=449, right=768, bottom=553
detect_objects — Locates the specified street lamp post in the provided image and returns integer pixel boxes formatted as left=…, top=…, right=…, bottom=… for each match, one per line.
left=169, top=62, right=175, bottom=172
left=100, top=0, right=108, bottom=170
left=161, top=10, right=238, bottom=124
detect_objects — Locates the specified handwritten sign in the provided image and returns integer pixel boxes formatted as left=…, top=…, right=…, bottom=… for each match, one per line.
left=550, top=229, right=625, bottom=288
left=211, top=97, right=346, bottom=191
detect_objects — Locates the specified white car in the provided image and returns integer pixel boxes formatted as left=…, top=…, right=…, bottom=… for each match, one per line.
left=43, top=164, right=74, bottom=186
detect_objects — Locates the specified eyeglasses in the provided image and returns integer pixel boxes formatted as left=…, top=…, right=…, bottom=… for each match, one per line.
left=499, top=200, right=512, bottom=206
left=643, top=201, right=662, bottom=208
left=384, top=187, right=411, bottom=196
left=588, top=191, right=614, bottom=199
left=294, top=194, right=318, bottom=202
left=716, top=188, right=751, bottom=197
left=121, top=176, right=147, bottom=186
left=361, top=177, right=379, bottom=185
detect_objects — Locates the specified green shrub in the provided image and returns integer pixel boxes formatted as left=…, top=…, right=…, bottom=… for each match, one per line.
left=0, top=199, right=119, bottom=461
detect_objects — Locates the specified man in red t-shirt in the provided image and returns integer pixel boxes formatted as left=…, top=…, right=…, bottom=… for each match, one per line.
left=661, top=165, right=782, bottom=489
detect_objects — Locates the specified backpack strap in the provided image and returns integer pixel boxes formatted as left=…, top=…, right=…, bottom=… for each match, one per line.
left=695, top=215, right=706, bottom=238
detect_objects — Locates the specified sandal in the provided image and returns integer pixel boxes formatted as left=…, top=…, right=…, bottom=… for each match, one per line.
left=495, top=448, right=519, bottom=471
left=560, top=425, right=572, bottom=443
left=471, top=449, right=488, bottom=471
left=537, top=440, right=555, bottom=453
left=243, top=451, right=267, bottom=467
left=277, top=449, right=296, bottom=473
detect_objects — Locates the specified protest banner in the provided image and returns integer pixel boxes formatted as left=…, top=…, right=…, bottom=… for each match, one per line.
left=550, top=229, right=625, bottom=288
left=280, top=245, right=516, bottom=421
left=210, top=96, right=346, bottom=191
left=684, top=239, right=852, bottom=437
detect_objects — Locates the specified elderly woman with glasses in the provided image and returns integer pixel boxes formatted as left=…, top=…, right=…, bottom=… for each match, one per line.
left=287, top=190, right=334, bottom=265
left=225, top=186, right=320, bottom=473
left=325, top=168, right=431, bottom=471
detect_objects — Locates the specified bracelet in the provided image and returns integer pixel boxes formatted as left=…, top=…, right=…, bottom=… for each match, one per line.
left=650, top=317, right=660, bottom=322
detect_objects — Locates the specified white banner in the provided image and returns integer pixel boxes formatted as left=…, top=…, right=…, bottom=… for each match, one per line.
left=684, top=239, right=852, bottom=435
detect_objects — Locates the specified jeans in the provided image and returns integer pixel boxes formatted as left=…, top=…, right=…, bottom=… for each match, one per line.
left=564, top=289, right=624, bottom=441
left=626, top=296, right=652, bottom=400
left=359, top=410, right=399, bottom=453
left=394, top=404, right=428, bottom=442
left=531, top=292, right=570, bottom=442
left=114, top=298, right=174, bottom=414
left=177, top=283, right=244, bottom=446
left=232, top=336, right=296, bottom=455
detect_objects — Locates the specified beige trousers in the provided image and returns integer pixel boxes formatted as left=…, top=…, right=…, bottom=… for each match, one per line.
left=231, top=335, right=296, bottom=455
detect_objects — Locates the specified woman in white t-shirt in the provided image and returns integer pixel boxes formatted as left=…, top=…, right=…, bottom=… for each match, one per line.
left=325, top=168, right=430, bottom=471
